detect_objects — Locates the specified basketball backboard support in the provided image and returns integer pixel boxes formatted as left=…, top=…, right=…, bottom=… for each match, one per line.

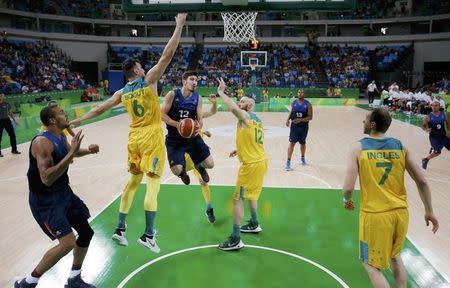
left=241, top=51, right=267, bottom=69
left=123, top=0, right=355, bottom=13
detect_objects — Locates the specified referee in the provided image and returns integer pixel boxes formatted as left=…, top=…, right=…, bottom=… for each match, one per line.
left=0, top=93, right=20, bottom=157
left=367, top=80, right=379, bottom=104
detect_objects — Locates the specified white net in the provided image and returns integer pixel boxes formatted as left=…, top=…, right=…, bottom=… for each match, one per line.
left=221, top=12, right=258, bottom=43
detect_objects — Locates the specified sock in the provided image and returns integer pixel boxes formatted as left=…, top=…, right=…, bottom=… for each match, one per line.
left=145, top=211, right=156, bottom=236
left=118, top=212, right=127, bottom=230
left=206, top=202, right=212, bottom=210
left=69, top=269, right=81, bottom=279
left=26, top=273, right=40, bottom=284
left=201, top=185, right=211, bottom=204
left=251, top=211, right=258, bottom=224
left=232, top=224, right=240, bottom=238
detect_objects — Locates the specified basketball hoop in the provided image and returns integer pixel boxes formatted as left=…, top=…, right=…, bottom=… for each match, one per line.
left=250, top=62, right=257, bottom=71
left=221, top=12, right=258, bottom=43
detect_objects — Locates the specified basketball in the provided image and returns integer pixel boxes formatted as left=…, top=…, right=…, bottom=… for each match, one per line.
left=178, top=118, right=196, bottom=138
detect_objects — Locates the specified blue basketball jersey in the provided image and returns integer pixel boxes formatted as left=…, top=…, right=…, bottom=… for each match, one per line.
left=290, top=99, right=310, bottom=125
left=429, top=111, right=446, bottom=137
left=27, top=131, right=69, bottom=194
left=167, top=88, right=199, bottom=138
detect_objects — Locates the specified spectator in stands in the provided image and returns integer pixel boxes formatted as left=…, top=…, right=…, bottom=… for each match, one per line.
left=0, top=93, right=20, bottom=156
left=334, top=85, right=342, bottom=97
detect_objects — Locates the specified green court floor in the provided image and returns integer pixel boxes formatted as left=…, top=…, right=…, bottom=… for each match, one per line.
left=40, top=185, right=448, bottom=288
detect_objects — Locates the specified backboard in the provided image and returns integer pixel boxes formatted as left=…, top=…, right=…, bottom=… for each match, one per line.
left=241, top=51, right=267, bottom=69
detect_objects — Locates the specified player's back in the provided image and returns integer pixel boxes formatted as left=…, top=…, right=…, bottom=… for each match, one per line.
left=358, top=137, right=407, bottom=213
left=121, top=77, right=161, bottom=128
left=236, top=112, right=267, bottom=164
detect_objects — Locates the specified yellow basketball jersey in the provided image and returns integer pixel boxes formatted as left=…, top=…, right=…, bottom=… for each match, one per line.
left=358, top=137, right=408, bottom=213
left=236, top=112, right=267, bottom=164
left=121, top=77, right=161, bottom=128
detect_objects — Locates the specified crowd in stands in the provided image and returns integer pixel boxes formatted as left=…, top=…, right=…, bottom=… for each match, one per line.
left=373, top=45, right=410, bottom=71
left=319, top=46, right=369, bottom=88
left=197, top=45, right=318, bottom=88
left=11, top=0, right=110, bottom=18
left=378, top=79, right=449, bottom=116
left=109, top=45, right=192, bottom=88
left=8, top=0, right=449, bottom=20
left=0, top=40, right=87, bottom=95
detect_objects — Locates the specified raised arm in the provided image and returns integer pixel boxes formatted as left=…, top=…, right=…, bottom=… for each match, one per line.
left=342, top=143, right=360, bottom=210
left=202, top=94, right=217, bottom=118
left=404, top=147, right=439, bottom=233
left=217, top=78, right=249, bottom=125
left=71, top=89, right=123, bottom=127
left=161, top=90, right=178, bottom=128
left=145, top=13, right=187, bottom=86
left=196, top=93, right=203, bottom=129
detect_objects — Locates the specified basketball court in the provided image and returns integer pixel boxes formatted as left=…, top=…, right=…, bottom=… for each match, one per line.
left=2, top=105, right=450, bottom=287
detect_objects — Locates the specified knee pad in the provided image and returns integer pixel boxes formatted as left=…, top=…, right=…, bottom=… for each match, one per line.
left=76, top=222, right=94, bottom=248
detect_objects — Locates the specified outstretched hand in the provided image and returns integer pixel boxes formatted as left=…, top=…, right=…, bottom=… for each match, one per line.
left=208, top=94, right=217, bottom=104
left=425, top=213, right=439, bottom=234
left=175, top=13, right=187, bottom=27
left=70, top=130, right=84, bottom=155
left=217, top=77, right=226, bottom=93
left=70, top=119, right=82, bottom=128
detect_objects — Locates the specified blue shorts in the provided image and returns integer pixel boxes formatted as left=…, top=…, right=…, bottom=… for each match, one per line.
left=289, top=124, right=309, bottom=144
left=166, top=135, right=210, bottom=168
left=429, top=135, right=450, bottom=154
left=29, top=186, right=90, bottom=240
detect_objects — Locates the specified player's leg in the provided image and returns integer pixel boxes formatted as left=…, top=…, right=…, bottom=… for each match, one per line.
left=390, top=208, right=408, bottom=288
left=359, top=210, right=397, bottom=288
left=193, top=168, right=215, bottom=223
left=391, top=256, right=407, bottom=288
left=240, top=160, right=267, bottom=233
left=299, top=125, right=309, bottom=165
left=67, top=215, right=95, bottom=288
left=189, top=136, right=213, bottom=183
left=422, top=135, right=443, bottom=169
left=137, top=172, right=161, bottom=253
left=112, top=172, right=143, bottom=246
left=286, top=142, right=295, bottom=170
left=218, top=165, right=247, bottom=251
left=15, top=201, right=78, bottom=288
left=166, top=137, right=190, bottom=184
left=362, top=264, right=390, bottom=288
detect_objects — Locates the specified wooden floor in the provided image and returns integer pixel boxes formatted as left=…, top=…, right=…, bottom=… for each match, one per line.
left=1, top=106, right=449, bottom=287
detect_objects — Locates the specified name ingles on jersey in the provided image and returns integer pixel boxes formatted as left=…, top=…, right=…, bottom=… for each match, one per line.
left=366, top=151, right=401, bottom=160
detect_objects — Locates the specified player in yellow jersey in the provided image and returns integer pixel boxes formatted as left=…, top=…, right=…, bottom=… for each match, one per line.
left=70, top=13, right=187, bottom=254
left=342, top=108, right=439, bottom=288
left=216, top=78, right=268, bottom=251
left=184, top=94, right=217, bottom=223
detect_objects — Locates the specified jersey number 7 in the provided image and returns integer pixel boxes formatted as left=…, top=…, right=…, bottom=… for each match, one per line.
left=376, top=162, right=392, bottom=185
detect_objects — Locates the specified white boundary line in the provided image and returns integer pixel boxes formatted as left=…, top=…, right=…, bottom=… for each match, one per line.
left=116, top=244, right=350, bottom=288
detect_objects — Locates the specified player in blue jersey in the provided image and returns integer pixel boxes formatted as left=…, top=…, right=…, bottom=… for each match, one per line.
left=285, top=89, right=313, bottom=170
left=161, top=71, right=214, bottom=185
left=421, top=101, right=450, bottom=169
left=15, top=106, right=99, bottom=288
